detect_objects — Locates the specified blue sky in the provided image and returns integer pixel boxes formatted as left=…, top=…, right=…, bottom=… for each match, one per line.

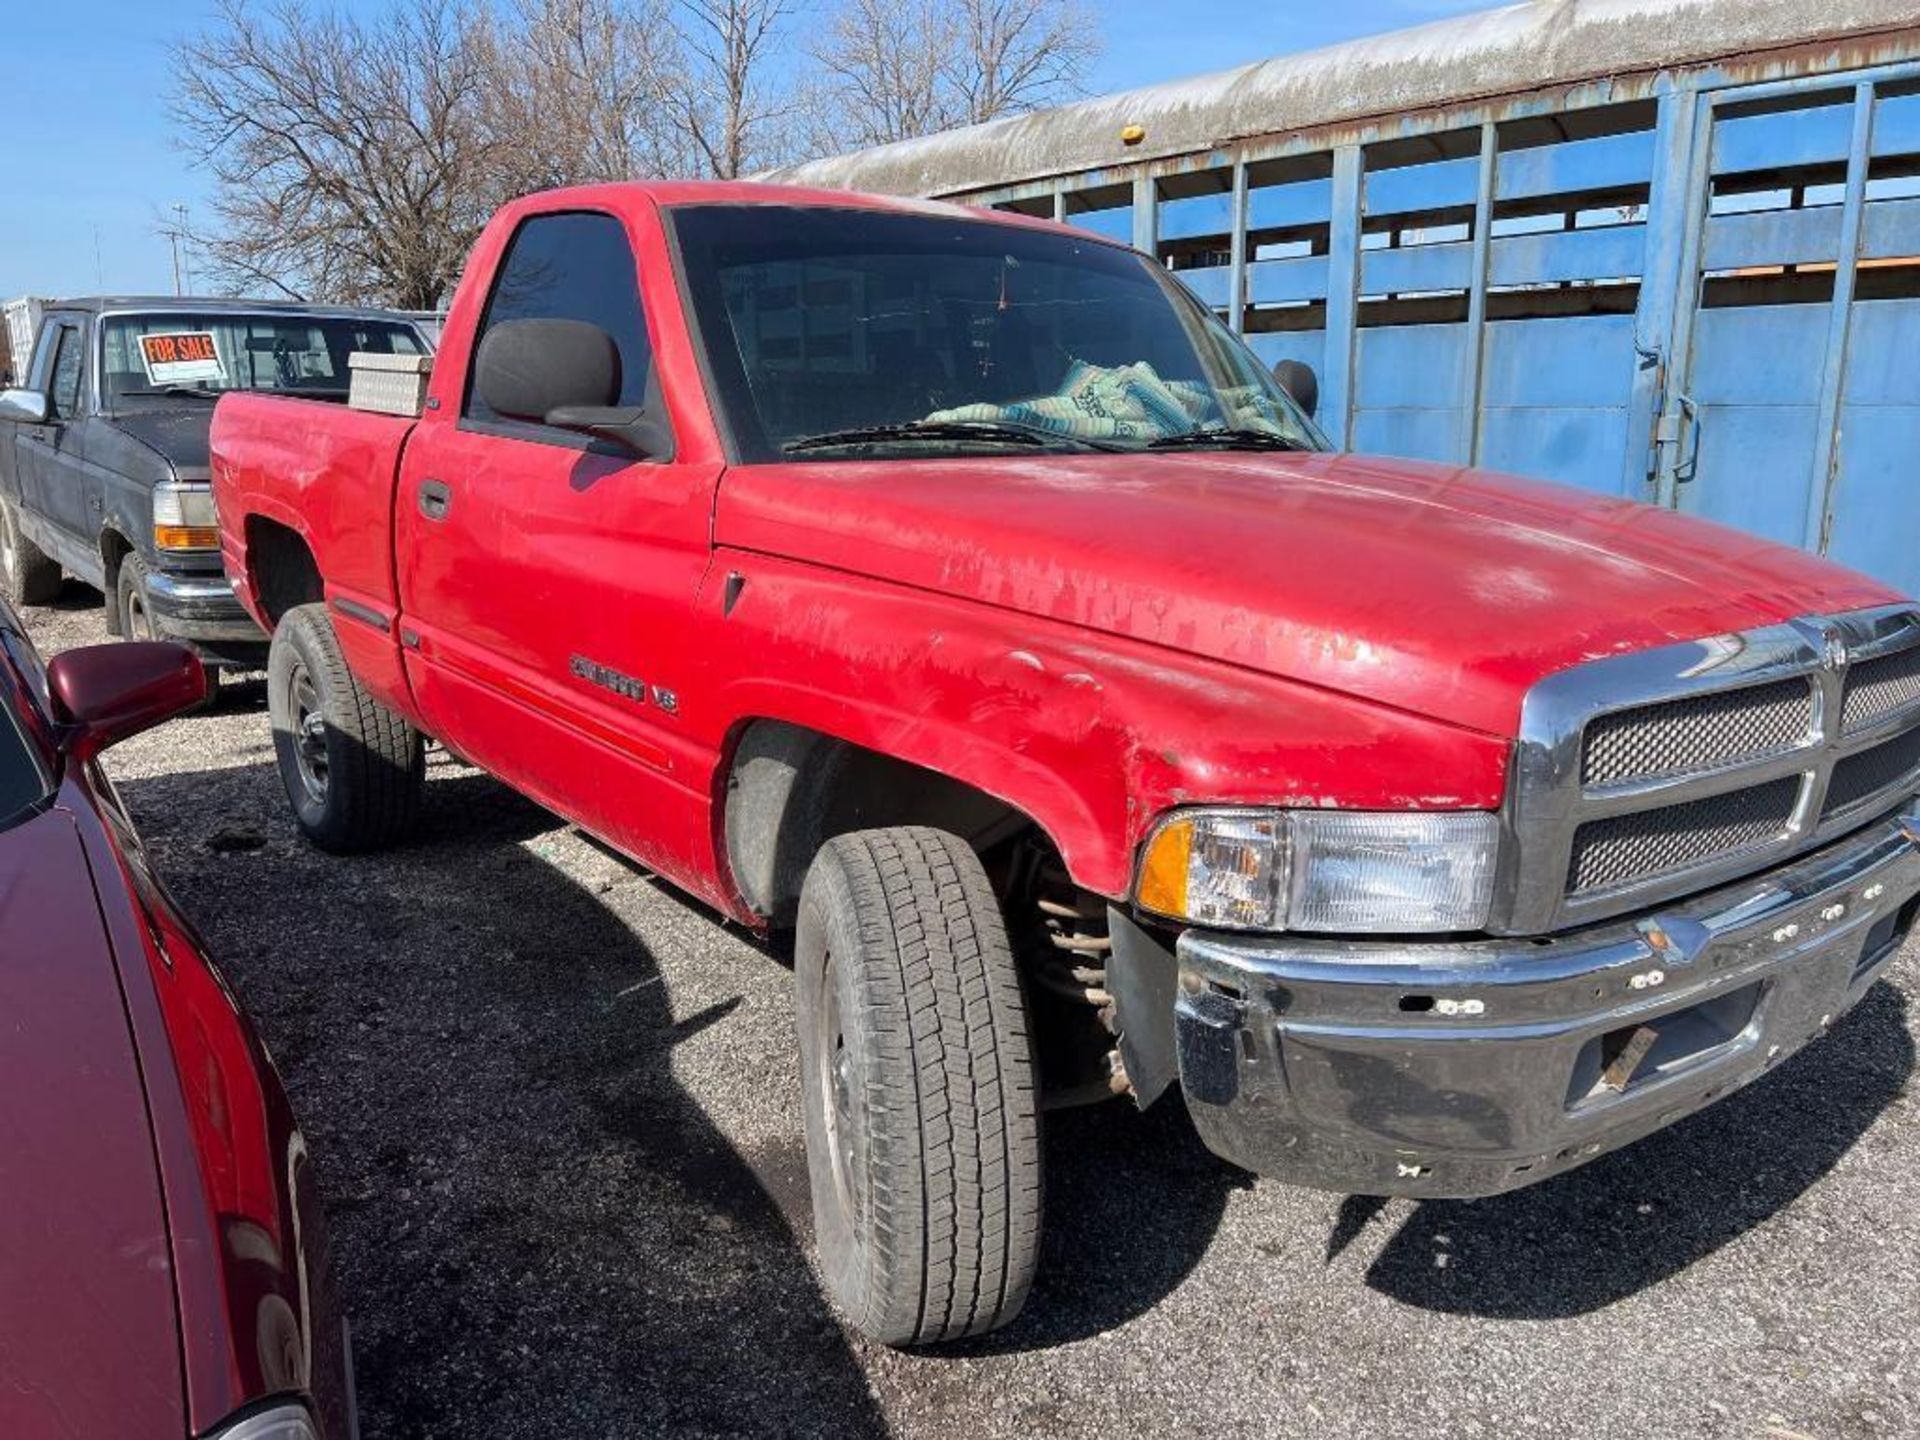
left=2, top=0, right=1496, bottom=298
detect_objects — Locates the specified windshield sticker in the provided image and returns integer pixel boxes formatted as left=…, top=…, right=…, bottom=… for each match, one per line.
left=138, top=332, right=226, bottom=386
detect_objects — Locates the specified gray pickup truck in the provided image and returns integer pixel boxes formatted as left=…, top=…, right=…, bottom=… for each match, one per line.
left=0, top=297, right=430, bottom=675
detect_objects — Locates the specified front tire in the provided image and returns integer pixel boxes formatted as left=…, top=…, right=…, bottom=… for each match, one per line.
left=117, top=553, right=161, bottom=643
left=0, top=496, right=61, bottom=605
left=118, top=554, right=216, bottom=710
left=268, top=602, right=424, bottom=852
left=794, top=827, right=1043, bottom=1346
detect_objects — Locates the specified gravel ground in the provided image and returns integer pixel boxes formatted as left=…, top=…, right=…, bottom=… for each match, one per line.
left=25, top=587, right=1920, bottom=1440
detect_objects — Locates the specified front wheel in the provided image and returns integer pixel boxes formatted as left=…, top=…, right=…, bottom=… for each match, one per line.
left=268, top=602, right=424, bottom=852
left=794, top=827, right=1043, bottom=1346
left=118, top=554, right=215, bottom=711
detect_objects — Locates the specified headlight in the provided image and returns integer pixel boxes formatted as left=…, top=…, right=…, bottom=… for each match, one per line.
left=1136, top=808, right=1499, bottom=934
left=154, top=480, right=219, bottom=551
left=208, top=1402, right=319, bottom=1440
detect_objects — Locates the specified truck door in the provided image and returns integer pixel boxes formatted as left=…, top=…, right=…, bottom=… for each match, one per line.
left=14, top=316, right=101, bottom=581
left=394, top=207, right=723, bottom=870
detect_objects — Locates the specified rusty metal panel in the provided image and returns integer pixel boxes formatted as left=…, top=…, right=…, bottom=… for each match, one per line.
left=766, top=1, right=1920, bottom=202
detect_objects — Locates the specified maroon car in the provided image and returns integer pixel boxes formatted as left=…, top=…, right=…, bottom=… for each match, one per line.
left=0, top=601, right=352, bottom=1439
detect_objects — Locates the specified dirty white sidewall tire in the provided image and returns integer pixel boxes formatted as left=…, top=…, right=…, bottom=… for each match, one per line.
left=268, top=602, right=424, bottom=852
left=0, top=497, right=62, bottom=606
left=794, top=826, right=1043, bottom=1346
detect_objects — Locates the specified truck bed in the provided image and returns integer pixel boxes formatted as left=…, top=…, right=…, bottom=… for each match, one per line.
left=212, top=391, right=418, bottom=709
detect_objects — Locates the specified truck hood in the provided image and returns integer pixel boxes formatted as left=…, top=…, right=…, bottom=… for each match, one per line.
left=715, top=451, right=1902, bottom=738
left=0, top=806, right=185, bottom=1436
left=112, top=405, right=213, bottom=475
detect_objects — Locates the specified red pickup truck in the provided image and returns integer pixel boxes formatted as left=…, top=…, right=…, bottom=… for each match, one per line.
left=212, top=181, right=1920, bottom=1346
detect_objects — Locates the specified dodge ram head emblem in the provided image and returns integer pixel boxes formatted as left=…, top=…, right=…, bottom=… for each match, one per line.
left=1820, top=627, right=1849, bottom=671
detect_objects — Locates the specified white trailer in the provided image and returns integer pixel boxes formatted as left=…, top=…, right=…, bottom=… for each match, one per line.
left=3, top=297, right=46, bottom=386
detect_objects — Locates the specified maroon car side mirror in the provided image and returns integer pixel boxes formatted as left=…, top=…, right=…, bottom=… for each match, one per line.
left=46, top=642, right=207, bottom=762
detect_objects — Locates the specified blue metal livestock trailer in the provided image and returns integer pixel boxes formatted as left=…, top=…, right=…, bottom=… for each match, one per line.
left=770, top=0, right=1920, bottom=595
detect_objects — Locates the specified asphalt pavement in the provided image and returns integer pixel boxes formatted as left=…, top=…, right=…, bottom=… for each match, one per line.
left=25, top=587, right=1920, bottom=1440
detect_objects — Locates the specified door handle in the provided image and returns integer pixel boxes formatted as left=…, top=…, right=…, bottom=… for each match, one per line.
left=1674, top=394, right=1702, bottom=485
left=417, top=478, right=452, bottom=521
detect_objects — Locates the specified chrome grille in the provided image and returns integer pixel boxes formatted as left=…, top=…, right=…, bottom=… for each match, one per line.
left=1824, top=726, right=1920, bottom=819
left=1499, top=605, right=1920, bottom=935
left=1567, top=779, right=1799, bottom=894
left=1580, top=678, right=1814, bottom=786
left=1841, top=643, right=1920, bottom=733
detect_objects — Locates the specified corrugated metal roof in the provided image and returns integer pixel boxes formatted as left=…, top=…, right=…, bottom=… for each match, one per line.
left=765, top=0, right=1920, bottom=197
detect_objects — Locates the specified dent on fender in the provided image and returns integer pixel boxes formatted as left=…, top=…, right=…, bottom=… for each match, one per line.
left=705, top=552, right=1510, bottom=899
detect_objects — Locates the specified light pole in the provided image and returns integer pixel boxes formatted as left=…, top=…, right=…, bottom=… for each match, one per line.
left=168, top=204, right=191, bottom=296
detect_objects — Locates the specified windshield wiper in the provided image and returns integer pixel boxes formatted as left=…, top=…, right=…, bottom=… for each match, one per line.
left=118, top=384, right=225, bottom=401
left=1146, top=426, right=1309, bottom=452
left=784, top=419, right=1124, bottom=454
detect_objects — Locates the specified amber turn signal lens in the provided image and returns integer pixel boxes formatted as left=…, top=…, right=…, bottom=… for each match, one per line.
left=1135, top=815, right=1195, bottom=917
left=154, top=525, right=219, bottom=551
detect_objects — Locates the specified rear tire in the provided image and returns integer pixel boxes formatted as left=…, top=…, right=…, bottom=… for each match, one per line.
left=0, top=496, right=61, bottom=606
left=268, top=602, right=423, bottom=852
left=794, top=827, right=1043, bottom=1346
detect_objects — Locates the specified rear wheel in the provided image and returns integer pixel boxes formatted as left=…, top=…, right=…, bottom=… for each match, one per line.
left=268, top=602, right=423, bottom=851
left=794, top=827, right=1043, bottom=1346
left=0, top=496, right=61, bottom=605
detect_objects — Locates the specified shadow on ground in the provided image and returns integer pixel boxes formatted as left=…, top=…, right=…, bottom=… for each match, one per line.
left=120, top=757, right=890, bottom=1438
left=1362, top=983, right=1913, bottom=1318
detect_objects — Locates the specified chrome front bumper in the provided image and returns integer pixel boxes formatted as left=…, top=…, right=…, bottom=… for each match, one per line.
left=1174, top=808, right=1920, bottom=1197
left=144, top=566, right=268, bottom=657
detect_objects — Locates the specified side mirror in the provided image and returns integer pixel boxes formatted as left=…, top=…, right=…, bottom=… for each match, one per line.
left=1271, top=360, right=1319, bottom=420
left=47, top=642, right=207, bottom=763
left=0, top=388, right=49, bottom=424
left=474, top=318, right=667, bottom=458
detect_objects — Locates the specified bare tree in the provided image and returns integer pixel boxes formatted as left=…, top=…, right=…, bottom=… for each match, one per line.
left=946, top=0, right=1099, bottom=126
left=174, top=0, right=1097, bottom=303
left=807, top=0, right=949, bottom=148
left=174, top=0, right=499, bottom=308
left=809, top=0, right=1097, bottom=150
left=475, top=0, right=690, bottom=191
left=674, top=0, right=798, bottom=178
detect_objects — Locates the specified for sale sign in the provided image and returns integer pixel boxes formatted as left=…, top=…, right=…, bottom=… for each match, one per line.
left=138, top=331, right=226, bottom=386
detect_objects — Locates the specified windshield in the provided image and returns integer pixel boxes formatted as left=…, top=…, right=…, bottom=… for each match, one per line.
left=100, top=311, right=426, bottom=406
left=670, top=205, right=1328, bottom=462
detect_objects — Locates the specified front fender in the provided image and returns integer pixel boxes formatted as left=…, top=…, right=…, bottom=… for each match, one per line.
left=700, top=554, right=1511, bottom=900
